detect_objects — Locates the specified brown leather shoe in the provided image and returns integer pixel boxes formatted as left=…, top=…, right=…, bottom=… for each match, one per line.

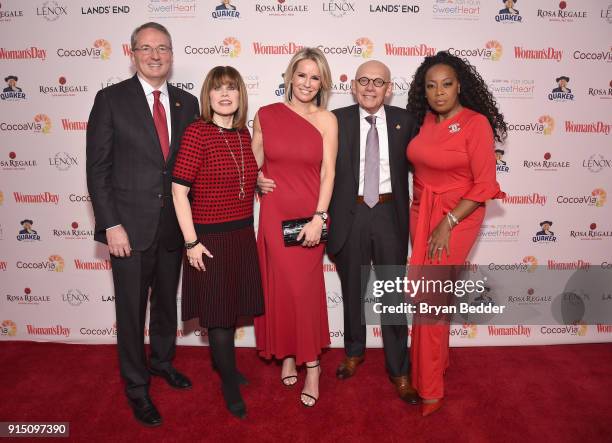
left=389, top=375, right=420, bottom=405
left=336, top=355, right=365, bottom=380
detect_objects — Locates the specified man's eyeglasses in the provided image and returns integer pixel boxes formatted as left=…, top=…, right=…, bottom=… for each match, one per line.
left=133, top=45, right=173, bottom=55
left=356, top=77, right=389, bottom=88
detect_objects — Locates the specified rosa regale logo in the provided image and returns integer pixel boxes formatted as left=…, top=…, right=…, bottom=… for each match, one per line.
left=538, top=115, right=555, bottom=135
left=592, top=188, right=607, bottom=207
left=49, top=254, right=64, bottom=272
left=522, top=255, right=538, bottom=272
left=34, top=114, right=52, bottom=134
left=1, top=320, right=17, bottom=336
left=485, top=40, right=503, bottom=61
left=94, top=39, right=112, bottom=60
left=223, top=37, right=241, bottom=58
left=356, top=37, right=374, bottom=58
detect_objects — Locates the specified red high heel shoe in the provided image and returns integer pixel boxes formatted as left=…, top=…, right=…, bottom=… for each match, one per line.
left=421, top=398, right=444, bottom=416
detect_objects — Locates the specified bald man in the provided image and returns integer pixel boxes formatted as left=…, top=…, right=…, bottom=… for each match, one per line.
left=328, top=61, right=418, bottom=403
left=257, top=61, right=418, bottom=403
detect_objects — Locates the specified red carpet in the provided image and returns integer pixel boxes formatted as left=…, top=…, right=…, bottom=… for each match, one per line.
left=0, top=342, right=610, bottom=442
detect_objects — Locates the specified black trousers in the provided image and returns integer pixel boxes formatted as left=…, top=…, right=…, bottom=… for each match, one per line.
left=334, top=200, right=409, bottom=377
left=110, top=228, right=182, bottom=400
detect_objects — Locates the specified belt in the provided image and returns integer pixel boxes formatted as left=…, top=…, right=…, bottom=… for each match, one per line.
left=356, top=193, right=394, bottom=205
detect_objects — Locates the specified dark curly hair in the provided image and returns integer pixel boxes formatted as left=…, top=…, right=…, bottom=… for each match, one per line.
left=407, top=51, right=507, bottom=143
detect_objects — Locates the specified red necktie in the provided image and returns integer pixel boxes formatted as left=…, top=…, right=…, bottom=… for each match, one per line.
left=152, top=90, right=170, bottom=161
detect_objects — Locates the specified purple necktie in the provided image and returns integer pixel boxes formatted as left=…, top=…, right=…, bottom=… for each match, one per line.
left=363, top=115, right=379, bottom=208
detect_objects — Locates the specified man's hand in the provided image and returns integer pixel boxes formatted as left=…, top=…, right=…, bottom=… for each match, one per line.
left=257, top=171, right=276, bottom=194
left=106, top=225, right=131, bottom=257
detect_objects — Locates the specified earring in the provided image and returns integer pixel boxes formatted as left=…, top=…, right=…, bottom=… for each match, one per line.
left=458, top=86, right=461, bottom=94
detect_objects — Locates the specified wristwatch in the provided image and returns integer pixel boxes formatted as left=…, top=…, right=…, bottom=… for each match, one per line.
left=185, top=239, right=200, bottom=249
left=314, top=211, right=328, bottom=222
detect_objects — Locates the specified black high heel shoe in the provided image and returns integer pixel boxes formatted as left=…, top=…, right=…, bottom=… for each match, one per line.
left=300, top=362, right=320, bottom=407
left=221, top=382, right=246, bottom=419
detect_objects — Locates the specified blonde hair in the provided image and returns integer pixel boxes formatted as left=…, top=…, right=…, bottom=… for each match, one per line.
left=200, top=66, right=248, bottom=129
left=283, top=47, right=332, bottom=109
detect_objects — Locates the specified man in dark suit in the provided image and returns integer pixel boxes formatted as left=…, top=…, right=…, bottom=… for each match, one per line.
left=86, top=22, right=199, bottom=427
left=552, top=76, right=571, bottom=93
left=258, top=60, right=418, bottom=403
left=328, top=61, right=418, bottom=403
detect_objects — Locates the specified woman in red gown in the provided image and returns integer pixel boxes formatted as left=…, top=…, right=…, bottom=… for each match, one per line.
left=406, top=51, right=507, bottom=416
left=252, top=48, right=338, bottom=407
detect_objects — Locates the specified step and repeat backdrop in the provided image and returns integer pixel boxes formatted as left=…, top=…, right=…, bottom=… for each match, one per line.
left=1, top=0, right=611, bottom=347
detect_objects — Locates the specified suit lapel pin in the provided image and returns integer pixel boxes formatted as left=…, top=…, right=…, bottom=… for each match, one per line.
left=395, top=124, right=401, bottom=130
left=175, top=102, right=181, bottom=107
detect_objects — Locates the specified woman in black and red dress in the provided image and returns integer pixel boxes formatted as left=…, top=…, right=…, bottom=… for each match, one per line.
left=172, top=66, right=263, bottom=419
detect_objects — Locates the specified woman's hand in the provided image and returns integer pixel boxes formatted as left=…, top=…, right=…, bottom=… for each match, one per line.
left=297, top=217, right=324, bottom=247
left=186, top=242, right=213, bottom=271
left=427, top=218, right=452, bottom=262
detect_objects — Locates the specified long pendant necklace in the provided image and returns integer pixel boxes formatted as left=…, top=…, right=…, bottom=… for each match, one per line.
left=218, top=126, right=246, bottom=200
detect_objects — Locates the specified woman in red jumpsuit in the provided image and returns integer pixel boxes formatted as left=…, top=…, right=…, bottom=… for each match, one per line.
left=406, top=51, right=507, bottom=416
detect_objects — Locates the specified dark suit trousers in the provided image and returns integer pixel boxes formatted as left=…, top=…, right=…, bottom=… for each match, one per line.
left=334, top=200, right=409, bottom=377
left=110, top=227, right=182, bottom=400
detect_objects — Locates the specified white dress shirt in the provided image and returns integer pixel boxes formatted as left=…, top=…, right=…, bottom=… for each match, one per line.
left=358, top=106, right=391, bottom=195
left=137, top=74, right=172, bottom=143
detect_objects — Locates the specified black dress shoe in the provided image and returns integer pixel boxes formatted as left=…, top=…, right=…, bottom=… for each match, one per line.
left=149, top=367, right=192, bottom=390
left=128, top=396, right=162, bottom=427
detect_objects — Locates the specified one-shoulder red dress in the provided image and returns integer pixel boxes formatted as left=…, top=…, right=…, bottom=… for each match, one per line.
left=254, top=103, right=330, bottom=365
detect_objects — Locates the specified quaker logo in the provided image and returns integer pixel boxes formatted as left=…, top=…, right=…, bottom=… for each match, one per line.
left=168, top=81, right=195, bottom=91
left=53, top=221, right=94, bottom=240
left=432, top=0, right=481, bottom=21
left=40, top=76, right=88, bottom=97
left=81, top=5, right=131, bottom=15
left=495, top=149, right=509, bottom=172
left=548, top=76, right=574, bottom=101
left=62, top=288, right=89, bottom=306
left=0, top=2, right=24, bottom=22
left=100, top=76, right=123, bottom=89
left=495, top=0, right=522, bottom=23
left=588, top=80, right=612, bottom=99
left=274, top=74, right=285, bottom=97
left=6, top=287, right=51, bottom=305
left=37, top=1, right=68, bottom=21
left=537, top=1, right=587, bottom=23
left=523, top=152, right=570, bottom=171
left=369, top=3, right=420, bottom=14
left=331, top=74, right=351, bottom=95
left=323, top=1, right=356, bottom=18
left=212, top=0, right=240, bottom=19
left=570, top=223, right=612, bottom=241
left=1, top=152, right=37, bottom=171
left=1, top=75, right=26, bottom=101
left=533, top=220, right=556, bottom=243
left=16, top=219, right=41, bottom=242
left=582, top=154, right=612, bottom=173
left=48, top=152, right=78, bottom=171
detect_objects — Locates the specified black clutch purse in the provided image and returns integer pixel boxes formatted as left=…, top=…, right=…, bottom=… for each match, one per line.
left=281, top=217, right=328, bottom=247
